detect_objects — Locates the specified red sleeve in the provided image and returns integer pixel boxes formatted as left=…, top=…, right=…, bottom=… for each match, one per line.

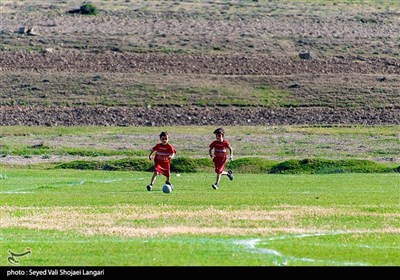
left=225, top=140, right=231, bottom=148
left=209, top=141, right=216, bottom=149
left=151, top=144, right=160, bottom=152
left=169, top=144, right=176, bottom=154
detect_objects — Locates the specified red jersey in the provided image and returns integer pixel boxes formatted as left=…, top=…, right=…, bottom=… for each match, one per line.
left=152, top=143, right=176, bottom=163
left=209, top=140, right=231, bottom=158
left=151, top=143, right=176, bottom=177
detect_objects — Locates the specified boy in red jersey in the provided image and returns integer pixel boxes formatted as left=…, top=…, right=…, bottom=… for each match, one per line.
left=146, top=132, right=176, bottom=191
left=209, top=127, right=234, bottom=190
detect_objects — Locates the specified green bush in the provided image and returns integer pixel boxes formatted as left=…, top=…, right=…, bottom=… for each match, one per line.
left=226, top=158, right=277, bottom=173
left=56, top=158, right=152, bottom=171
left=80, top=3, right=98, bottom=15
left=103, top=158, right=153, bottom=171
left=57, top=160, right=101, bottom=170
left=270, top=158, right=395, bottom=174
left=270, top=159, right=302, bottom=174
left=54, top=157, right=397, bottom=174
left=171, top=157, right=199, bottom=173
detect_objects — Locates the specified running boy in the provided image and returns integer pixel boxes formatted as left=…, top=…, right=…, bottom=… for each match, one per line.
left=209, top=127, right=234, bottom=190
left=147, top=131, right=176, bottom=191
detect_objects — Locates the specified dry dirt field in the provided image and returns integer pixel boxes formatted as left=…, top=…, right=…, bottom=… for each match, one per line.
left=1, top=0, right=399, bottom=126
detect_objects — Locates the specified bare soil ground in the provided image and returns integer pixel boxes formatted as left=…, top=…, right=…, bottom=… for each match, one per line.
left=1, top=0, right=399, bottom=126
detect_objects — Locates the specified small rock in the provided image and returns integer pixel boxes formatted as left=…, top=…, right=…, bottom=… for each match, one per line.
left=299, top=51, right=312, bottom=60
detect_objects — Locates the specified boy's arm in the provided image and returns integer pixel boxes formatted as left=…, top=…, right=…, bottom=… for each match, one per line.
left=148, top=150, right=155, bottom=160
left=169, top=146, right=176, bottom=159
left=228, top=147, right=233, bottom=160
left=209, top=148, right=213, bottom=158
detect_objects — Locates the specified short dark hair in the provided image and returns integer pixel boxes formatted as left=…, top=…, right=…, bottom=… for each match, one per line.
left=159, top=131, right=169, bottom=138
left=213, top=128, right=225, bottom=135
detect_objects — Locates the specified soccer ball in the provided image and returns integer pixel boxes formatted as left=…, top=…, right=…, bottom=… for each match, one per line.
left=162, top=184, right=172, bottom=194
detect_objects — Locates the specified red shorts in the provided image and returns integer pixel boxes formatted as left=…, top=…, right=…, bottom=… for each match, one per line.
left=154, top=160, right=170, bottom=177
left=213, top=156, right=227, bottom=174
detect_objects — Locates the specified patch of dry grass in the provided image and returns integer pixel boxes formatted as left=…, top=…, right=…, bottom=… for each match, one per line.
left=1, top=205, right=399, bottom=238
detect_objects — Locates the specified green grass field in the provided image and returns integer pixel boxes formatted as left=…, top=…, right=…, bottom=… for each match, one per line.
left=1, top=167, right=399, bottom=266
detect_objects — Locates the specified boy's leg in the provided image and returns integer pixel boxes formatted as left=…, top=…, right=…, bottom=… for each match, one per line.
left=212, top=170, right=233, bottom=189
left=147, top=172, right=158, bottom=191
left=150, top=171, right=158, bottom=185
left=212, top=157, right=229, bottom=189
left=212, top=173, right=222, bottom=189
left=220, top=170, right=232, bottom=179
left=165, top=174, right=171, bottom=185
left=165, top=175, right=173, bottom=190
left=227, top=170, right=234, bottom=181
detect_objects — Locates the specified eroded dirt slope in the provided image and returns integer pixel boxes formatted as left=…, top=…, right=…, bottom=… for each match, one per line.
left=1, top=0, right=399, bottom=125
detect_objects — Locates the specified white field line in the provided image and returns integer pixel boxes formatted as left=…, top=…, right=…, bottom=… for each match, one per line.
left=0, top=191, right=34, bottom=194
left=61, top=178, right=145, bottom=187
left=235, top=233, right=370, bottom=266
left=82, top=177, right=145, bottom=184
left=267, top=231, right=344, bottom=241
left=301, top=242, right=400, bottom=250
left=66, top=180, right=85, bottom=186
left=91, top=179, right=121, bottom=183
left=0, top=180, right=86, bottom=193
left=0, top=177, right=145, bottom=193
left=266, top=232, right=400, bottom=249
left=0, top=185, right=35, bottom=193
left=2, top=239, right=92, bottom=243
left=289, top=191, right=395, bottom=194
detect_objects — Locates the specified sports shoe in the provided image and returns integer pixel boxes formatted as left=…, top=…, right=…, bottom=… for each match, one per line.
left=166, top=181, right=174, bottom=190
left=227, top=170, right=234, bottom=181
left=146, top=184, right=152, bottom=191
left=212, top=184, right=218, bottom=190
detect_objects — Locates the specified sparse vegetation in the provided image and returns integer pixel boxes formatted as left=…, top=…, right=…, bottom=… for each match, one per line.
left=79, top=3, right=98, bottom=15
left=1, top=0, right=399, bottom=268
left=1, top=0, right=400, bottom=126
left=1, top=125, right=398, bottom=167
left=67, top=2, right=98, bottom=15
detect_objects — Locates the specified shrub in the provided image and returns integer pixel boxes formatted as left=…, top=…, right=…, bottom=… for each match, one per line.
left=57, top=160, right=100, bottom=170
left=226, top=158, right=276, bottom=173
left=103, top=158, right=153, bottom=171
left=270, top=160, right=302, bottom=174
left=54, top=157, right=397, bottom=174
left=270, top=158, right=395, bottom=174
left=80, top=3, right=98, bottom=15
left=171, top=157, right=199, bottom=173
